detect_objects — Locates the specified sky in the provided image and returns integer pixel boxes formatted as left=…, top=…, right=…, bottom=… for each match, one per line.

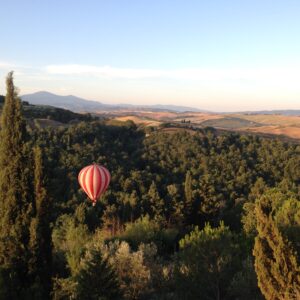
left=0, top=0, right=300, bottom=112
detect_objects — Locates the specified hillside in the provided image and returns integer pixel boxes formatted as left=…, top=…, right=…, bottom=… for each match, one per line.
left=0, top=96, right=94, bottom=125
left=107, top=111, right=300, bottom=140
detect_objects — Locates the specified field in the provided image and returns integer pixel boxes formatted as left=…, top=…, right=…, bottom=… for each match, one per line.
left=106, top=111, right=300, bottom=140
left=114, top=115, right=161, bottom=127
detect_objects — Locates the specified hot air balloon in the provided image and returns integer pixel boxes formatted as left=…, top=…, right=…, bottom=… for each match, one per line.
left=78, top=164, right=111, bottom=206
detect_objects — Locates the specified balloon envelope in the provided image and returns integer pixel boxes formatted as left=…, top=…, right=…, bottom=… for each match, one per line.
left=78, top=164, right=111, bottom=205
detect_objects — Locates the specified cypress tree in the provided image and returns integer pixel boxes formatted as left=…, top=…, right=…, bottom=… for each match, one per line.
left=148, top=181, right=164, bottom=222
left=0, top=72, right=33, bottom=297
left=184, top=171, right=193, bottom=222
left=28, top=146, right=52, bottom=299
left=253, top=193, right=300, bottom=300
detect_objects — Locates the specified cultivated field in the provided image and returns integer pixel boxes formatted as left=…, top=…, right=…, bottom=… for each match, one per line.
left=108, top=111, right=300, bottom=140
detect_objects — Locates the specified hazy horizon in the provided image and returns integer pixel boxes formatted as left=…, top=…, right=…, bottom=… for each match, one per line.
left=20, top=90, right=300, bottom=113
left=1, top=0, right=300, bottom=112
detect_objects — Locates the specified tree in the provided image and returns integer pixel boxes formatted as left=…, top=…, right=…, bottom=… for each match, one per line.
left=76, top=249, right=121, bottom=300
left=148, top=181, right=164, bottom=222
left=51, top=213, right=91, bottom=299
left=28, top=146, right=52, bottom=299
left=52, top=213, right=91, bottom=277
left=184, top=171, right=193, bottom=223
left=228, top=256, right=263, bottom=300
left=175, top=222, right=240, bottom=300
left=253, top=192, right=300, bottom=300
left=167, top=184, right=184, bottom=225
left=104, top=241, right=151, bottom=300
left=274, top=198, right=300, bottom=255
left=121, top=215, right=159, bottom=248
left=0, top=72, right=33, bottom=297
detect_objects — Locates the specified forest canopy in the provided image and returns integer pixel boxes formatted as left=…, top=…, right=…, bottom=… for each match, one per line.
left=0, top=74, right=300, bottom=299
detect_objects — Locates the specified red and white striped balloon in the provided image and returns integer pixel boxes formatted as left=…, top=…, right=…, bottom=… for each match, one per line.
left=78, top=164, right=111, bottom=206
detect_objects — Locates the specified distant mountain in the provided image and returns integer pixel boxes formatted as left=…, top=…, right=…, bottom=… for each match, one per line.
left=241, top=110, right=300, bottom=116
left=21, top=91, right=205, bottom=113
left=21, top=91, right=113, bottom=112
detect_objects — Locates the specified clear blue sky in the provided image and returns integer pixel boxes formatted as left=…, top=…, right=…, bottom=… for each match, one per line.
left=0, top=0, right=300, bottom=111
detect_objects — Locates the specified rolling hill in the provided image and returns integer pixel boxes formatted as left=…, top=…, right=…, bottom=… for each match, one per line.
left=4, top=91, right=299, bottom=140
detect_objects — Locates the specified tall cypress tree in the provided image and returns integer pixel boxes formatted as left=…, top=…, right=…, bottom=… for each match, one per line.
left=253, top=193, right=300, bottom=300
left=0, top=72, right=33, bottom=296
left=28, top=146, right=52, bottom=299
left=184, top=171, right=193, bottom=222
left=148, top=181, right=164, bottom=222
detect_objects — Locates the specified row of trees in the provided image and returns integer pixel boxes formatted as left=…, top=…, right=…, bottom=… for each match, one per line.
left=0, top=73, right=51, bottom=298
left=0, top=73, right=299, bottom=299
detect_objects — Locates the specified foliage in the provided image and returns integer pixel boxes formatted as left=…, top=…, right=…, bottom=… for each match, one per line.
left=242, top=189, right=300, bottom=251
left=76, top=249, right=121, bottom=300
left=28, top=146, right=52, bottom=298
left=228, top=256, right=263, bottom=300
left=102, top=241, right=151, bottom=300
left=52, top=214, right=91, bottom=277
left=175, top=222, right=240, bottom=300
left=0, top=72, right=33, bottom=297
left=23, top=104, right=94, bottom=124
left=253, top=191, right=300, bottom=299
left=120, top=215, right=160, bottom=247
